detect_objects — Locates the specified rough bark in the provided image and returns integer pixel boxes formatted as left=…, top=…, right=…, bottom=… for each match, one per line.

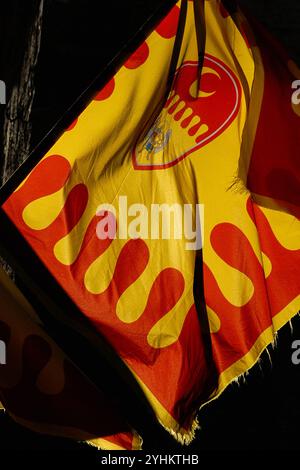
left=1, top=0, right=44, bottom=185
left=0, top=0, right=44, bottom=276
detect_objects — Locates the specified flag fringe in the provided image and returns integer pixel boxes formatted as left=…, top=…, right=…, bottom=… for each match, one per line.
left=197, top=311, right=300, bottom=416
left=162, top=311, right=299, bottom=446
left=158, top=416, right=200, bottom=446
left=84, top=439, right=106, bottom=451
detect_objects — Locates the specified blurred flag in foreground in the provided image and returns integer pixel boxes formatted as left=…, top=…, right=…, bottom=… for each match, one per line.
left=0, top=267, right=141, bottom=450
left=1, top=0, right=299, bottom=448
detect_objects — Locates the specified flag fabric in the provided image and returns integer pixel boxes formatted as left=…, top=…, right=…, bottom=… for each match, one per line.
left=0, top=267, right=141, bottom=450
left=1, top=0, right=300, bottom=446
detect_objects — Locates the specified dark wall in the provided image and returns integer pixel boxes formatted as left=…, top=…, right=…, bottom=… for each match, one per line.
left=31, top=0, right=300, bottom=149
left=240, top=0, right=300, bottom=63
left=2, top=0, right=300, bottom=150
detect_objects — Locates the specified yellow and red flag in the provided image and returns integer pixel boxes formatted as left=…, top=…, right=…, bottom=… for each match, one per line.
left=1, top=0, right=299, bottom=446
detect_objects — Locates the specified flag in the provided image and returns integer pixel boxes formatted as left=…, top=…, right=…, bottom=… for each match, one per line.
left=0, top=266, right=141, bottom=450
left=1, top=0, right=299, bottom=446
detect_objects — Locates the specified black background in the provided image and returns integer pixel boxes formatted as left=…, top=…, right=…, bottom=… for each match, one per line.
left=0, top=0, right=300, bottom=453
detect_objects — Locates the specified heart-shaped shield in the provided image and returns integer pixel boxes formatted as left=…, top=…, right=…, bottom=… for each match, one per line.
left=133, top=54, right=242, bottom=170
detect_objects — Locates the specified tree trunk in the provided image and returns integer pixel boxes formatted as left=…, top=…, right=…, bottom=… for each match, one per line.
left=1, top=0, right=44, bottom=185
left=0, top=0, right=44, bottom=276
